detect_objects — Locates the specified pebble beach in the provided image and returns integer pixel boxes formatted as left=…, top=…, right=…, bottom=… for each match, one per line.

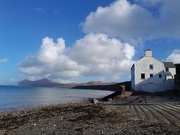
left=0, top=94, right=180, bottom=135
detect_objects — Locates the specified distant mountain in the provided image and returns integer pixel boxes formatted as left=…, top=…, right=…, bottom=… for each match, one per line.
left=17, top=78, right=63, bottom=87
left=17, top=78, right=131, bottom=91
left=75, top=81, right=116, bottom=86
left=17, top=79, right=115, bottom=87
left=72, top=81, right=131, bottom=91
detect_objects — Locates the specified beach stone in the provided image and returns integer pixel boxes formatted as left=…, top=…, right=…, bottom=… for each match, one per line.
left=31, top=123, right=36, bottom=126
left=91, top=99, right=98, bottom=104
left=107, top=98, right=113, bottom=101
left=0, top=130, right=5, bottom=135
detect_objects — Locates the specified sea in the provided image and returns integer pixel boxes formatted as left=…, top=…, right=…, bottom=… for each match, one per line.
left=0, top=86, right=113, bottom=112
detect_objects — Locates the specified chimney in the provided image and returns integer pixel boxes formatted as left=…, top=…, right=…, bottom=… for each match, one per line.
left=145, top=49, right=152, bottom=57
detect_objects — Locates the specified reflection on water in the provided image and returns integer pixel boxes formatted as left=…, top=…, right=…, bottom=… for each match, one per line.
left=0, top=86, right=113, bottom=111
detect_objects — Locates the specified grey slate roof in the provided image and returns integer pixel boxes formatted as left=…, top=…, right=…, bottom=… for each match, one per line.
left=164, top=72, right=172, bottom=76
left=163, top=62, right=175, bottom=68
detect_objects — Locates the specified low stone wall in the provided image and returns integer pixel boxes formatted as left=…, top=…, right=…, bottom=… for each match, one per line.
left=140, top=80, right=174, bottom=93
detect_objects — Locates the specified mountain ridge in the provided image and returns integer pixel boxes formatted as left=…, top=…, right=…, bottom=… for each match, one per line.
left=17, top=78, right=131, bottom=91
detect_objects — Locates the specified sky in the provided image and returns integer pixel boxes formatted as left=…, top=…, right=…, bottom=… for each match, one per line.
left=0, top=0, right=180, bottom=85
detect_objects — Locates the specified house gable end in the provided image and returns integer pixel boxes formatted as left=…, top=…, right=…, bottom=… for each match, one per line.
left=134, top=56, right=164, bottom=68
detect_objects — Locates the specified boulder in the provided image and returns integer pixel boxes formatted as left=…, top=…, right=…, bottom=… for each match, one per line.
left=107, top=98, right=113, bottom=101
left=91, top=99, right=99, bottom=104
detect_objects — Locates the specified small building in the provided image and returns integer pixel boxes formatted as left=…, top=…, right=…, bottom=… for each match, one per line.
left=163, top=62, right=176, bottom=80
left=131, top=49, right=176, bottom=92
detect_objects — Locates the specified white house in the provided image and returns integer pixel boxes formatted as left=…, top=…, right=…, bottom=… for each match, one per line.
left=131, top=49, right=176, bottom=92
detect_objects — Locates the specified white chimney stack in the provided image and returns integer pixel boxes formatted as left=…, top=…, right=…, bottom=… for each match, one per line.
left=145, top=49, right=152, bottom=57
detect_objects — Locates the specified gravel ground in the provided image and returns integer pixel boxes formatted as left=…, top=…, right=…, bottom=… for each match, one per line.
left=0, top=95, right=180, bottom=135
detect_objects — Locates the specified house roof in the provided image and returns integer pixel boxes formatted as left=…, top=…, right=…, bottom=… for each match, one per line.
left=164, top=72, right=172, bottom=76
left=163, top=62, right=175, bottom=68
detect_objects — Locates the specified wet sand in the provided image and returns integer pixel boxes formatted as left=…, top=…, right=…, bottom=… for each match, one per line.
left=0, top=94, right=180, bottom=135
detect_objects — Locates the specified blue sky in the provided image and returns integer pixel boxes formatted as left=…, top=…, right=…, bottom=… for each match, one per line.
left=0, top=0, right=180, bottom=85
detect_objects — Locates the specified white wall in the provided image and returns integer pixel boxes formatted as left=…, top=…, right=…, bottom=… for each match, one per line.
left=169, top=68, right=176, bottom=78
left=141, top=80, right=174, bottom=92
left=134, top=57, right=164, bottom=90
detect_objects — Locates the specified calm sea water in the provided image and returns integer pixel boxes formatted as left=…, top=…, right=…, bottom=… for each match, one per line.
left=0, top=86, right=113, bottom=111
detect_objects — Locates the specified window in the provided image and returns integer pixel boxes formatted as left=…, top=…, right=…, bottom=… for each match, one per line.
left=159, top=74, right=162, bottom=78
left=149, top=64, right=153, bottom=70
left=150, top=74, right=153, bottom=77
left=141, top=73, right=145, bottom=79
left=165, top=67, right=169, bottom=72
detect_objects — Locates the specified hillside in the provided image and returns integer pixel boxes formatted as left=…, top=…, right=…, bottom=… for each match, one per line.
left=72, top=81, right=131, bottom=91
left=17, top=78, right=131, bottom=91
left=17, top=78, right=63, bottom=87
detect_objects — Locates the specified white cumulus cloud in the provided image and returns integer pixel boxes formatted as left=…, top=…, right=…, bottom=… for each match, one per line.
left=82, top=0, right=180, bottom=44
left=69, top=33, right=135, bottom=76
left=19, top=37, right=82, bottom=82
left=166, top=49, right=180, bottom=64
left=19, top=34, right=135, bottom=82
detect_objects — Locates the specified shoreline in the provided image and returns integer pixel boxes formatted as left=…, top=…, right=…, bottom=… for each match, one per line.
left=0, top=86, right=114, bottom=112
left=0, top=99, right=88, bottom=113
left=0, top=95, right=179, bottom=135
